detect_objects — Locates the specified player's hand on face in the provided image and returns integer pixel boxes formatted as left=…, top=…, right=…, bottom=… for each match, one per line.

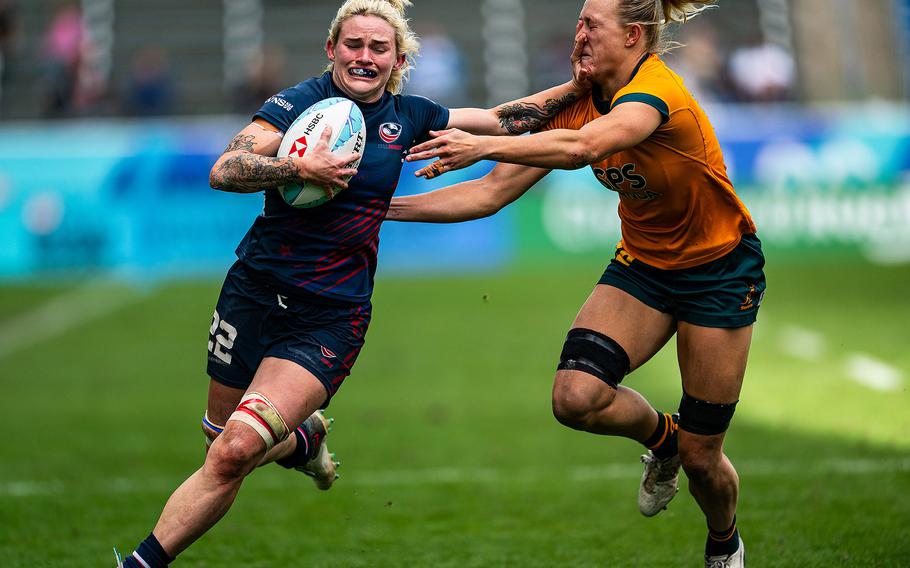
left=294, top=126, right=361, bottom=191
left=406, top=129, right=483, bottom=180
left=571, top=23, right=593, bottom=89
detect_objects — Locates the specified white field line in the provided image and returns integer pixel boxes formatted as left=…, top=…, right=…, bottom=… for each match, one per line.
left=0, top=281, right=141, bottom=360
left=845, top=353, right=904, bottom=392
left=777, top=325, right=826, bottom=361
left=776, top=324, right=905, bottom=393
left=3, top=457, right=909, bottom=498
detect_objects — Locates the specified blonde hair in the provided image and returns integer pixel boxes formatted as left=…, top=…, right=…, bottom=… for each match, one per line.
left=325, top=0, right=419, bottom=94
left=618, top=0, right=714, bottom=54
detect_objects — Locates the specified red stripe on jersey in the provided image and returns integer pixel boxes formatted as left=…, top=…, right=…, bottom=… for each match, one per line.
left=319, top=252, right=368, bottom=293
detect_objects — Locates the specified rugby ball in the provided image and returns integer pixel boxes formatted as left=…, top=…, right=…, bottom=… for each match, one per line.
left=276, top=97, right=365, bottom=208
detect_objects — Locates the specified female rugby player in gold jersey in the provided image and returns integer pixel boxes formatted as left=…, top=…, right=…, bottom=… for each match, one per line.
left=390, top=1, right=759, bottom=566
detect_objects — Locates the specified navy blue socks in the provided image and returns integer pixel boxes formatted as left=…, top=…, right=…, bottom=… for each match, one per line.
left=123, top=533, right=173, bottom=567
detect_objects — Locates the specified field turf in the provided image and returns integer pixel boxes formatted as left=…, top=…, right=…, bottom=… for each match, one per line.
left=1, top=254, right=908, bottom=566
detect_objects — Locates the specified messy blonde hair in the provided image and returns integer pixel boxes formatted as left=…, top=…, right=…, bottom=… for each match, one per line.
left=326, top=0, right=419, bottom=94
left=618, top=0, right=714, bottom=54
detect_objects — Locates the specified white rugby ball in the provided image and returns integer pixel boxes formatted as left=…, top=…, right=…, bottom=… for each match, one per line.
left=276, top=97, right=366, bottom=208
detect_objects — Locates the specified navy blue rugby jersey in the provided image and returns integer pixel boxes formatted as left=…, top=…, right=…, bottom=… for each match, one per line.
left=235, top=72, right=449, bottom=303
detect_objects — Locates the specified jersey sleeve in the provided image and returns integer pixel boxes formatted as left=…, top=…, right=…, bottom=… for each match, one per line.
left=610, top=92, right=670, bottom=124
left=610, top=71, right=674, bottom=125
left=401, top=94, right=450, bottom=144
left=254, top=79, right=323, bottom=132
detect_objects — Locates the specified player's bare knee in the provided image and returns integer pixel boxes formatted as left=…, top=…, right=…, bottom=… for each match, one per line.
left=205, top=391, right=292, bottom=480
left=551, top=376, right=614, bottom=429
left=678, top=440, right=719, bottom=483
left=205, top=429, right=264, bottom=481
left=551, top=390, right=590, bottom=429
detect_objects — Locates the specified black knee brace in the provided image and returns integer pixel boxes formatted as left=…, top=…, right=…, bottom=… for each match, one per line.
left=557, top=328, right=630, bottom=389
left=678, top=391, right=738, bottom=435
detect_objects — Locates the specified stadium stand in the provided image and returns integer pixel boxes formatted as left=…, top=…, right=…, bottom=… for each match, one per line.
left=0, top=0, right=905, bottom=120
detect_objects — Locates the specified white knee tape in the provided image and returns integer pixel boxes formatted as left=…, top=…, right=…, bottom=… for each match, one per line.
left=202, top=412, right=225, bottom=448
left=228, top=392, right=290, bottom=452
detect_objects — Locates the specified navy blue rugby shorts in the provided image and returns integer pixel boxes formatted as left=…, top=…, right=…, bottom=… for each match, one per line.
left=206, top=260, right=371, bottom=407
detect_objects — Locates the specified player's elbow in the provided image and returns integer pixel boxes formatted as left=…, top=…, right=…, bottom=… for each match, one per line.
left=474, top=176, right=518, bottom=217
left=209, top=156, right=238, bottom=191
left=209, top=168, right=224, bottom=190
left=565, top=141, right=597, bottom=169
left=474, top=192, right=507, bottom=218
left=209, top=159, right=227, bottom=190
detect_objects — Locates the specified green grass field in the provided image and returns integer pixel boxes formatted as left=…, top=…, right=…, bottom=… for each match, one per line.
left=1, top=254, right=908, bottom=567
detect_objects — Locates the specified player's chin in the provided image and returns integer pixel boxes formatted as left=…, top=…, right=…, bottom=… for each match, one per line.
left=342, top=78, right=385, bottom=101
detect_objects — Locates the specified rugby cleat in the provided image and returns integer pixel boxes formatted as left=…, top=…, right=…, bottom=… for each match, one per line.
left=113, top=548, right=125, bottom=567
left=638, top=450, right=681, bottom=516
left=296, top=411, right=341, bottom=491
left=705, top=537, right=745, bottom=568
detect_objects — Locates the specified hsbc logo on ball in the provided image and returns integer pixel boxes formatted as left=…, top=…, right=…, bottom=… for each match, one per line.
left=289, top=136, right=308, bottom=158
left=379, top=122, right=402, bottom=143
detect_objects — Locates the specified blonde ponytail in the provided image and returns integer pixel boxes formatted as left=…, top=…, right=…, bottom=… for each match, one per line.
left=660, top=0, right=713, bottom=24
left=619, top=0, right=715, bottom=54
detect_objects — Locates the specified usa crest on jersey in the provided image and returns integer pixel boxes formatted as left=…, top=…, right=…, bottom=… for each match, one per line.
left=379, top=122, right=402, bottom=143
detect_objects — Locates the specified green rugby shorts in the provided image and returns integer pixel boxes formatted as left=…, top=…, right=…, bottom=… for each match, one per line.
left=598, top=233, right=766, bottom=328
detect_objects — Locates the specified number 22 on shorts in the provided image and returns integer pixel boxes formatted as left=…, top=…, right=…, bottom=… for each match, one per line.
left=208, top=310, right=238, bottom=364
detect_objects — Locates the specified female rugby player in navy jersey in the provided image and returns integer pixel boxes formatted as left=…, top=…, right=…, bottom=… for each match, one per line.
left=115, top=1, right=590, bottom=566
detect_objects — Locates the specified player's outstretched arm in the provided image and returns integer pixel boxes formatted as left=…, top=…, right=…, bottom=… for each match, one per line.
left=210, top=119, right=359, bottom=193
left=408, top=102, right=662, bottom=179
left=447, top=79, right=585, bottom=137
left=387, top=163, right=549, bottom=223
left=446, top=27, right=592, bottom=136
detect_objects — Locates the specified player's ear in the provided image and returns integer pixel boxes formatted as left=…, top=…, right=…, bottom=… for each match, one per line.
left=625, top=23, right=643, bottom=48
left=326, top=40, right=336, bottom=62
left=394, top=53, right=405, bottom=70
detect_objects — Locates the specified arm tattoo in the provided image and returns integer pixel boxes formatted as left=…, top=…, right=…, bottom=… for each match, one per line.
left=496, top=92, right=580, bottom=134
left=224, top=134, right=256, bottom=153
left=211, top=154, right=298, bottom=193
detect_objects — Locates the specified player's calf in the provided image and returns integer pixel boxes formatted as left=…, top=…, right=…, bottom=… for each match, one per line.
left=677, top=390, right=743, bottom=564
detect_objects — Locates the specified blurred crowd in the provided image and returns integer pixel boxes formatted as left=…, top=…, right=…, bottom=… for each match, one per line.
left=37, top=2, right=179, bottom=117
left=532, top=20, right=797, bottom=105
left=3, top=0, right=906, bottom=120
left=0, top=1, right=292, bottom=118
left=667, top=21, right=797, bottom=104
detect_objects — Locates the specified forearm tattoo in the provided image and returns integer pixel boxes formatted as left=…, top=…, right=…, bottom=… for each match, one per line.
left=496, top=92, right=580, bottom=134
left=211, top=153, right=298, bottom=193
left=223, top=133, right=256, bottom=153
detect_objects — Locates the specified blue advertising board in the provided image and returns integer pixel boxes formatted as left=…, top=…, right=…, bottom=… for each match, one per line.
left=0, top=117, right=508, bottom=281
left=0, top=103, right=908, bottom=281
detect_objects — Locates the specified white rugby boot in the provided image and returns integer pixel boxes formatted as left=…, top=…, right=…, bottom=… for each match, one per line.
left=705, top=537, right=745, bottom=568
left=113, top=548, right=124, bottom=567
left=295, top=411, right=341, bottom=490
left=638, top=450, right=681, bottom=516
